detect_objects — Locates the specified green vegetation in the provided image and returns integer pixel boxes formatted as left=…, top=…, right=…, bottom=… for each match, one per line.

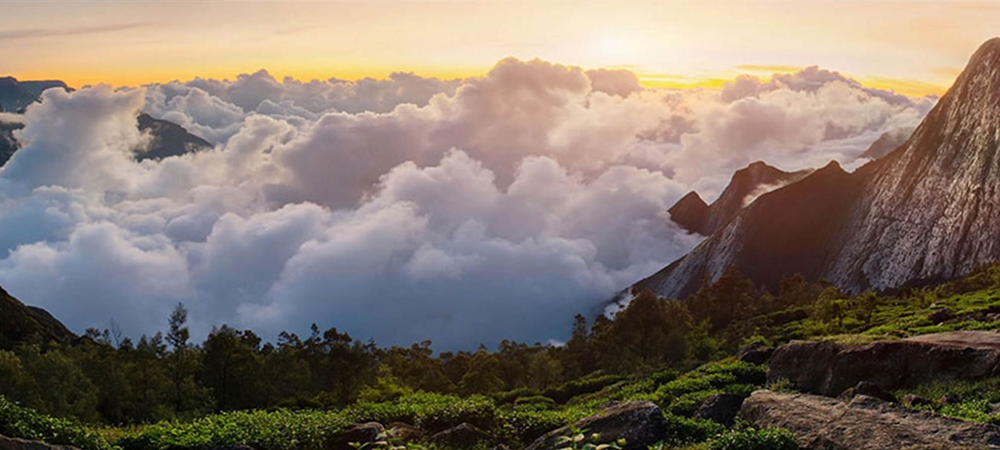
left=9, top=264, right=1000, bottom=449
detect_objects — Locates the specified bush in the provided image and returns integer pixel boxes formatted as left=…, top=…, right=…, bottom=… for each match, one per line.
left=347, top=392, right=496, bottom=433
left=709, top=427, right=799, bottom=450
left=661, top=413, right=724, bottom=445
left=114, top=409, right=348, bottom=450
left=0, top=396, right=113, bottom=450
left=514, top=395, right=556, bottom=410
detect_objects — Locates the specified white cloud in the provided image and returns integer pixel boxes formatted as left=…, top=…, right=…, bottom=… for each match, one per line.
left=0, top=59, right=934, bottom=349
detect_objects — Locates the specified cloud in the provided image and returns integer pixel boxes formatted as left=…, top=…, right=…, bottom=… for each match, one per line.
left=0, top=23, right=147, bottom=41
left=0, top=59, right=935, bottom=349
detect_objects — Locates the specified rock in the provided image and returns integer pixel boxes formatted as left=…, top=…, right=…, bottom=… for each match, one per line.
left=328, top=422, right=386, bottom=450
left=0, top=435, right=79, bottom=450
left=902, top=394, right=932, bottom=408
left=839, top=381, right=896, bottom=403
left=693, top=394, right=744, bottom=425
left=927, top=308, right=954, bottom=324
left=525, top=401, right=668, bottom=450
left=429, top=423, right=492, bottom=449
left=742, top=390, right=1000, bottom=449
left=767, top=331, right=1000, bottom=396
left=386, top=422, right=422, bottom=443
left=940, top=394, right=961, bottom=405
left=736, top=341, right=774, bottom=365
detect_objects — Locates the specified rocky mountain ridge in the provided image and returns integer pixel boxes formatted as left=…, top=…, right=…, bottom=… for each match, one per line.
left=638, top=37, right=1000, bottom=298
left=669, top=161, right=811, bottom=236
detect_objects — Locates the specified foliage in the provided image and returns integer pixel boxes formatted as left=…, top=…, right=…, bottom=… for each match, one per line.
left=0, top=395, right=114, bottom=450
left=708, top=427, right=799, bottom=450
left=114, top=409, right=348, bottom=450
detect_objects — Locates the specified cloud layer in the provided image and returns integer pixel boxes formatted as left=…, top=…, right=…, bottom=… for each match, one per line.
left=0, top=60, right=934, bottom=349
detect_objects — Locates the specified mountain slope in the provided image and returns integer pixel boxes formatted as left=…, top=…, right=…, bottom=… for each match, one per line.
left=669, top=161, right=811, bottom=236
left=0, top=285, right=74, bottom=350
left=638, top=37, right=1000, bottom=298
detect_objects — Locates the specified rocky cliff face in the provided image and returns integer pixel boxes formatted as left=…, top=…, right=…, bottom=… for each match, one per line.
left=668, top=162, right=811, bottom=236
left=638, top=37, right=1000, bottom=298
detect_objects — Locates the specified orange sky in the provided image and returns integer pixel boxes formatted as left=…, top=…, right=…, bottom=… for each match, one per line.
left=1, top=0, right=996, bottom=97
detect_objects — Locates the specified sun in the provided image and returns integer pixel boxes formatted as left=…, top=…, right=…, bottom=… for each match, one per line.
left=589, top=31, right=646, bottom=65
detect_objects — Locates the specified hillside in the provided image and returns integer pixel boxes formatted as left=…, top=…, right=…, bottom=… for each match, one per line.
left=0, top=286, right=73, bottom=350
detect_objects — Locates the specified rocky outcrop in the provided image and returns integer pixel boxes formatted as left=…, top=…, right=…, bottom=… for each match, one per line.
left=668, top=192, right=710, bottom=235
left=326, top=422, right=386, bottom=450
left=428, top=423, right=493, bottom=449
left=0, top=435, right=79, bottom=450
left=693, top=394, right=744, bottom=425
left=525, top=401, right=668, bottom=450
left=768, top=331, right=1000, bottom=396
left=636, top=37, right=1000, bottom=298
left=668, top=161, right=811, bottom=236
left=742, top=390, right=1000, bottom=449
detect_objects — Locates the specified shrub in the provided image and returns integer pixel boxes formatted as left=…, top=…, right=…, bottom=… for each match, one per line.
left=661, top=413, right=724, bottom=445
left=114, top=409, right=348, bottom=450
left=0, top=395, right=113, bottom=450
left=709, top=427, right=799, bottom=450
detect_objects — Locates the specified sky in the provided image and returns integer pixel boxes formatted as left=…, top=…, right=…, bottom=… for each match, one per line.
left=1, top=0, right=998, bottom=96
left=0, top=0, right=990, bottom=350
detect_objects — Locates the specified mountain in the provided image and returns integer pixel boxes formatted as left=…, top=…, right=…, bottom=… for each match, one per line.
left=637, top=37, right=1000, bottom=298
left=669, top=161, right=811, bottom=235
left=136, top=113, right=212, bottom=160
left=0, top=285, right=74, bottom=350
left=0, top=77, right=69, bottom=113
left=0, top=77, right=211, bottom=167
left=859, top=126, right=914, bottom=160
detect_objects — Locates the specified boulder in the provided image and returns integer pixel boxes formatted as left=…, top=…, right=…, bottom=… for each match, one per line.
left=736, top=341, right=774, bottom=365
left=429, top=423, right=492, bottom=449
left=0, top=436, right=79, bottom=450
left=768, top=331, right=1000, bottom=396
left=742, top=390, right=1000, bottom=450
left=693, top=394, right=744, bottom=425
left=902, top=394, right=932, bottom=408
left=525, top=401, right=667, bottom=450
left=387, top=422, right=423, bottom=443
left=327, top=422, right=386, bottom=450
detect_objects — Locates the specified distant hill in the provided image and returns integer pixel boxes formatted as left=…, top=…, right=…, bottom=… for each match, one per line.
left=0, top=77, right=211, bottom=167
left=0, top=285, right=74, bottom=350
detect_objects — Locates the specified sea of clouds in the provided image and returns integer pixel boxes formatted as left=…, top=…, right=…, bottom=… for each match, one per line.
left=0, top=59, right=935, bottom=349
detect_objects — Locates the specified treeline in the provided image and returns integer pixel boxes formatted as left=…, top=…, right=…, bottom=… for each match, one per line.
left=0, top=266, right=879, bottom=426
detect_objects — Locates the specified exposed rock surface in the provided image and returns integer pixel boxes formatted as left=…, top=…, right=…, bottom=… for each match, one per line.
left=0, top=435, right=79, bottom=450
left=525, top=401, right=668, bottom=450
left=668, top=161, right=811, bottom=236
left=768, top=331, right=1000, bottom=396
left=736, top=341, right=774, bottom=365
left=428, top=423, right=492, bottom=449
left=693, top=393, right=744, bottom=425
left=327, top=422, right=386, bottom=450
left=742, top=390, right=1000, bottom=450
left=637, top=38, right=1000, bottom=298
